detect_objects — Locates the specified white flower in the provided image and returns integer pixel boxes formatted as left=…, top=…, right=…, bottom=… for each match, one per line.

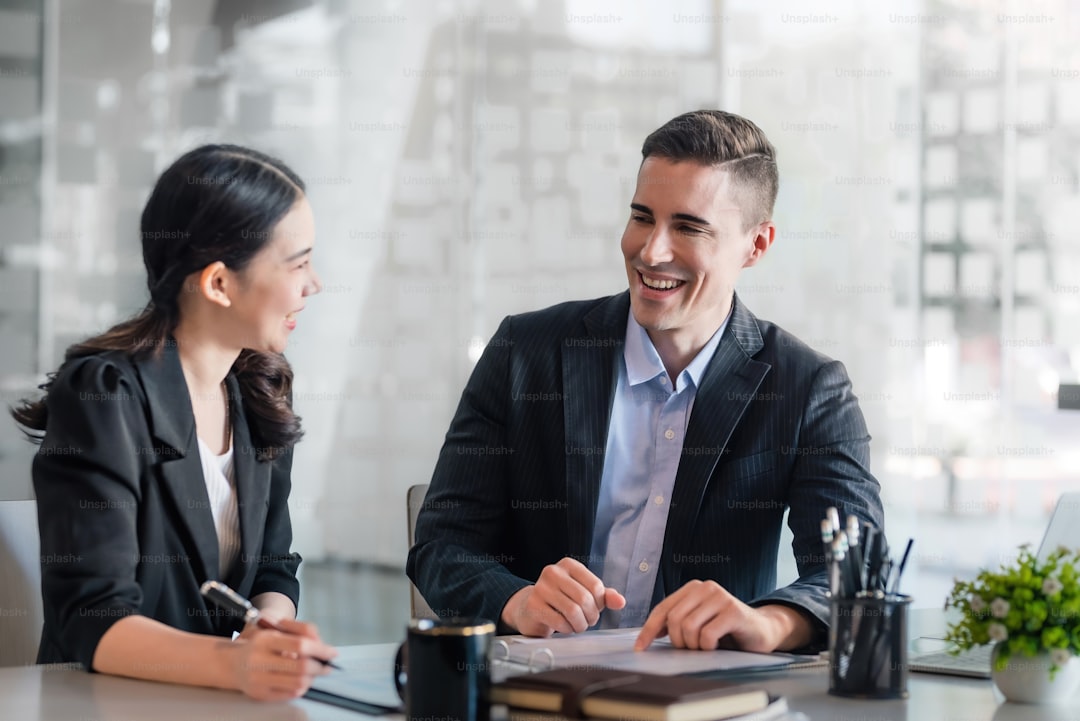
left=988, top=623, right=1008, bottom=642
left=991, top=597, right=1010, bottom=618
left=1051, top=648, right=1072, bottom=667
left=1043, top=576, right=1064, bottom=596
left=969, top=595, right=986, bottom=613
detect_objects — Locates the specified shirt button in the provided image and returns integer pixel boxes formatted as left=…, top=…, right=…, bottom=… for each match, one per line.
left=659, top=376, right=668, bottom=384
left=638, top=561, right=649, bottom=572
left=664, top=429, right=675, bottom=440
left=654, top=495, right=664, bottom=505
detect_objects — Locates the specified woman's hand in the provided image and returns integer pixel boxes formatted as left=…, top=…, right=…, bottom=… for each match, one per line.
left=229, top=619, right=338, bottom=701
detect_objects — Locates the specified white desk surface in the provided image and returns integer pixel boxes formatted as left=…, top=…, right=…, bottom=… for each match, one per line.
left=2, top=611, right=1078, bottom=721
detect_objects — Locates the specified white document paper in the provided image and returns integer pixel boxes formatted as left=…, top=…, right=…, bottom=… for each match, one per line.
left=494, top=627, right=796, bottom=675
left=306, top=648, right=403, bottom=710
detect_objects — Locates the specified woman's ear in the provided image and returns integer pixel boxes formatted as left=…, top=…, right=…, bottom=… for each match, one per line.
left=197, top=262, right=232, bottom=308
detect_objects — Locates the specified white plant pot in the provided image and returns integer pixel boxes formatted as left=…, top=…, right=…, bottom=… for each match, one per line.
left=991, top=644, right=1080, bottom=704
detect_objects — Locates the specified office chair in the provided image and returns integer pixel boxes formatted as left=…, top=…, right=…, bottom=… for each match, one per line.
left=406, top=484, right=438, bottom=620
left=0, top=499, right=43, bottom=666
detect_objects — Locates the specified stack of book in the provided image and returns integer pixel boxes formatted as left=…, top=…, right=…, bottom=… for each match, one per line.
left=491, top=668, right=790, bottom=721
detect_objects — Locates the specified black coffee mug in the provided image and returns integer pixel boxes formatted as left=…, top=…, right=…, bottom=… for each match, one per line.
left=394, top=617, right=495, bottom=721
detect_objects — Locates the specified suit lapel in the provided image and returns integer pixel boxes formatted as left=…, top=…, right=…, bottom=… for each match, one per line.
left=660, top=296, right=772, bottom=592
left=133, top=342, right=220, bottom=582
left=225, top=374, right=269, bottom=589
left=562, top=294, right=629, bottom=561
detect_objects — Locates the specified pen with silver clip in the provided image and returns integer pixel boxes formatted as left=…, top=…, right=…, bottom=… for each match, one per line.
left=200, top=580, right=342, bottom=670
left=830, top=533, right=848, bottom=598
left=826, top=506, right=841, bottom=534
left=821, top=519, right=836, bottom=595
left=846, top=515, right=863, bottom=594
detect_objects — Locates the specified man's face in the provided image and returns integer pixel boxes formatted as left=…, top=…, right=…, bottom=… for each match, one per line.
left=620, top=156, right=773, bottom=350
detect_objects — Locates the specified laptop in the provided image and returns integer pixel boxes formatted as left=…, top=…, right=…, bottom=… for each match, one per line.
left=908, top=492, right=1080, bottom=679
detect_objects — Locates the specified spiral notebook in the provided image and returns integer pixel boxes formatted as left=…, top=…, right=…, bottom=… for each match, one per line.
left=492, top=628, right=802, bottom=675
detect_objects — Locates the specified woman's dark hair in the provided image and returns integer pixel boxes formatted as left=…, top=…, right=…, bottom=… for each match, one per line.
left=12, top=144, right=307, bottom=460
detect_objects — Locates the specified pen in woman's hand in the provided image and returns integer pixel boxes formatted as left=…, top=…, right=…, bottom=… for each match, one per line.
left=200, top=580, right=343, bottom=670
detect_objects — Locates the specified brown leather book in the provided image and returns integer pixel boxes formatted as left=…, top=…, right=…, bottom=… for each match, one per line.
left=490, top=668, right=771, bottom=721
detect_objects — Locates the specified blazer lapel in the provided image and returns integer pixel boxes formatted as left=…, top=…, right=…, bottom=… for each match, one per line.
left=225, top=374, right=270, bottom=590
left=561, top=293, right=629, bottom=561
left=660, top=296, right=772, bottom=591
left=133, top=343, right=220, bottom=583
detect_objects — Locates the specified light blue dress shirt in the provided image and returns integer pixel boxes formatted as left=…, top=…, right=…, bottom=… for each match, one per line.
left=588, top=310, right=730, bottom=628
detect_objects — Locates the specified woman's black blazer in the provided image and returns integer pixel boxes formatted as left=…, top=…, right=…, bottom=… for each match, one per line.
left=32, top=344, right=301, bottom=667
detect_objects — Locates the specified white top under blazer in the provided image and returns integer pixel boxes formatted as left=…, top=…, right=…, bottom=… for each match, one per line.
left=196, top=435, right=240, bottom=579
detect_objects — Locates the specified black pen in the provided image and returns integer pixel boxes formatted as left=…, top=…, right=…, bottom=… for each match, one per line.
left=200, top=580, right=342, bottom=670
left=864, top=529, right=885, bottom=594
left=890, top=538, right=915, bottom=595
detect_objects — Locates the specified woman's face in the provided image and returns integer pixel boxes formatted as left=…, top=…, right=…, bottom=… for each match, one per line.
left=229, top=196, right=322, bottom=354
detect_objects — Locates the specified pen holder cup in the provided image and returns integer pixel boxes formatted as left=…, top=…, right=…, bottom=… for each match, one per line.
left=828, top=593, right=912, bottom=699
left=394, top=617, right=495, bottom=721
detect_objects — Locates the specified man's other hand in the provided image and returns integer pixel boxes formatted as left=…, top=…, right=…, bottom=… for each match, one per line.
left=635, top=580, right=812, bottom=652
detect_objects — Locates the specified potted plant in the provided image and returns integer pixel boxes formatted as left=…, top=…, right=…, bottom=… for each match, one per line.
left=946, top=545, right=1080, bottom=703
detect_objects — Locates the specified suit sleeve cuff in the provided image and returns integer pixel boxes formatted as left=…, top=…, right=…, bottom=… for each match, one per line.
left=68, top=605, right=139, bottom=671
left=748, top=594, right=830, bottom=653
left=250, top=555, right=302, bottom=612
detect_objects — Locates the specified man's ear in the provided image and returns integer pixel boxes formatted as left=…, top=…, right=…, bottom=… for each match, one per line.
left=197, top=262, right=232, bottom=308
left=743, top=222, right=776, bottom=268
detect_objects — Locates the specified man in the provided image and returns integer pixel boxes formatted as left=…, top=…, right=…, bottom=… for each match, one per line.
left=407, top=110, right=884, bottom=653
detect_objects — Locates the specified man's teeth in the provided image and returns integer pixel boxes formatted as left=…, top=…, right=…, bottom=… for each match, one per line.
left=286, top=312, right=296, bottom=321
left=642, top=276, right=682, bottom=290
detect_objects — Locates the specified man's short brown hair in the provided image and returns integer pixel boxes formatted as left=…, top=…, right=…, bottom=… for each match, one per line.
left=641, top=110, right=778, bottom=231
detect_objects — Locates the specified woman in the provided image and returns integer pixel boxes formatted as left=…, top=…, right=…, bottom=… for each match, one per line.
left=11, top=144, right=336, bottom=701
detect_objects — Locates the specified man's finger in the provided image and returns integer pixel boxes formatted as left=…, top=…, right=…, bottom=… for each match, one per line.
left=525, top=592, right=575, bottom=635
left=534, top=570, right=594, bottom=632
left=603, top=588, right=626, bottom=610
left=563, top=559, right=607, bottom=609
left=664, top=592, right=708, bottom=650
left=680, top=588, right=733, bottom=650
left=698, top=615, right=737, bottom=651
left=547, top=584, right=594, bottom=633
left=635, top=601, right=671, bottom=651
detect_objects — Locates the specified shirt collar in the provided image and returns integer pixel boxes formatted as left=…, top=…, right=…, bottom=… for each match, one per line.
left=623, top=307, right=731, bottom=390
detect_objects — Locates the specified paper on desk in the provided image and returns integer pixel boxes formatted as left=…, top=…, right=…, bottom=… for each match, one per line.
left=307, top=654, right=402, bottom=710
left=495, top=627, right=795, bottom=675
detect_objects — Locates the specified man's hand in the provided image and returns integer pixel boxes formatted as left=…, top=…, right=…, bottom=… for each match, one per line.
left=500, top=558, right=626, bottom=637
left=635, top=580, right=813, bottom=652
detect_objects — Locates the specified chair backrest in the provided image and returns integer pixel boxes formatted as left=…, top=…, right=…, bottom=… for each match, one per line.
left=0, top=499, right=42, bottom=666
left=406, top=484, right=437, bottom=620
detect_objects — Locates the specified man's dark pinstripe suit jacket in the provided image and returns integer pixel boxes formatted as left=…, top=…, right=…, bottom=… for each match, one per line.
left=407, top=291, right=884, bottom=641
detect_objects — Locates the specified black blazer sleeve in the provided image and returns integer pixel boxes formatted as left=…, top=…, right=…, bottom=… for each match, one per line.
left=407, top=316, right=531, bottom=623
left=33, top=356, right=147, bottom=669
left=250, top=445, right=302, bottom=606
left=747, top=358, right=884, bottom=640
